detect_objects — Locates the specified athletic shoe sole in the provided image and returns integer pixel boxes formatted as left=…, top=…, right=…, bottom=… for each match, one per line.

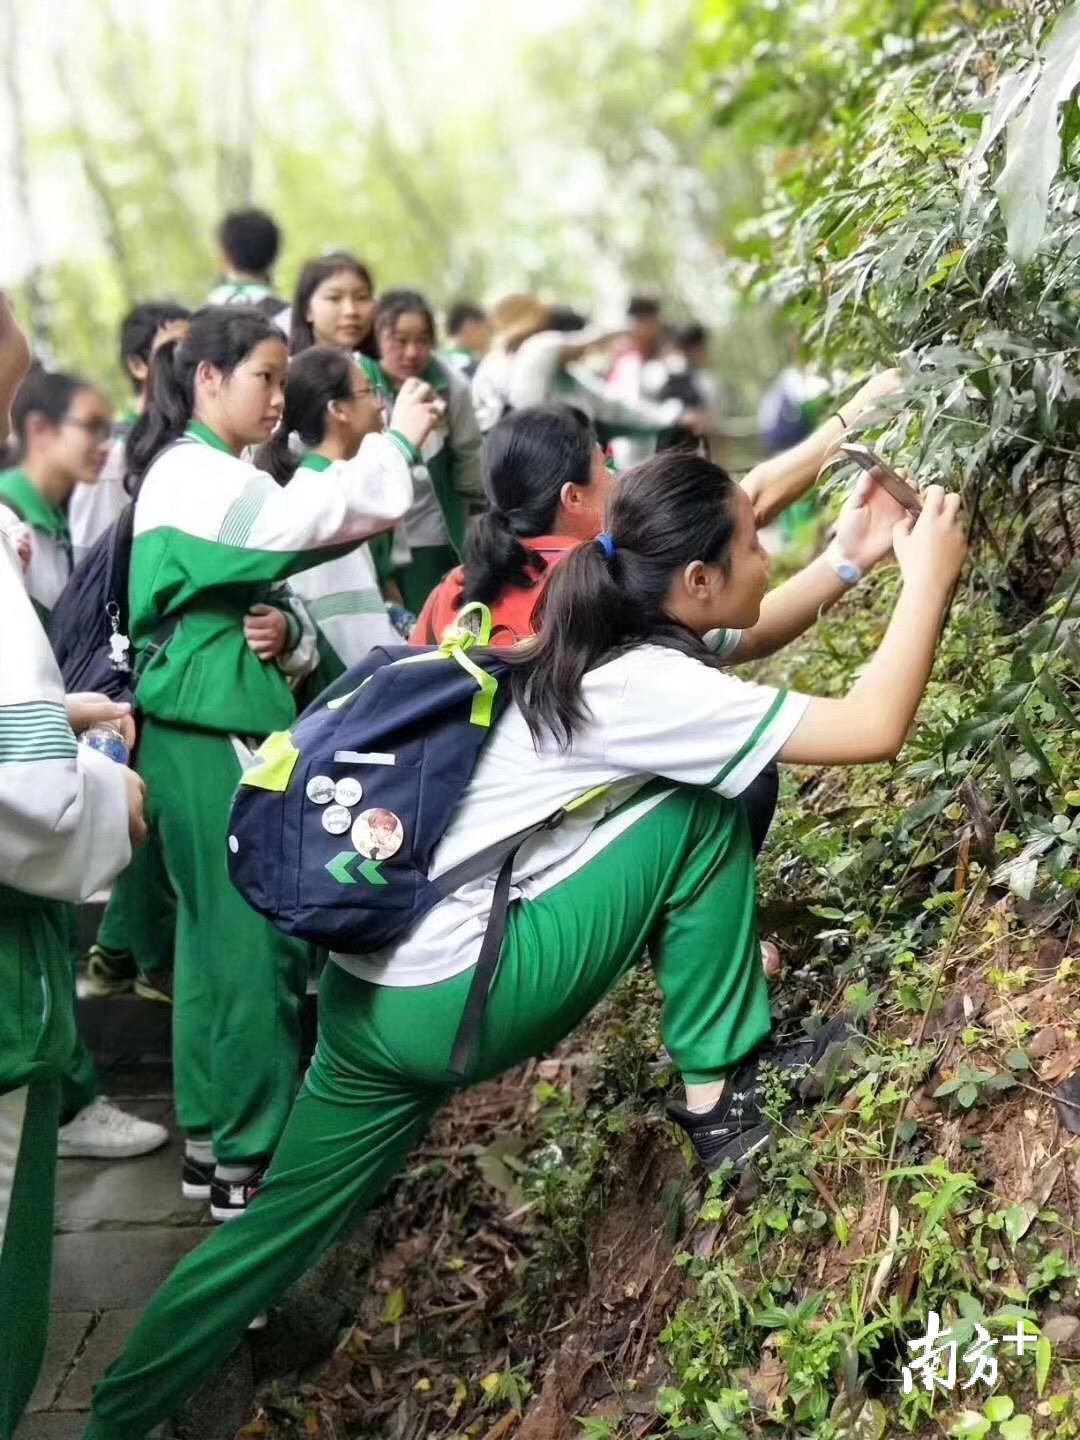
left=58, top=1137, right=170, bottom=1160
left=210, top=1203, right=251, bottom=1222
left=181, top=1180, right=212, bottom=1201
left=133, top=979, right=173, bottom=1005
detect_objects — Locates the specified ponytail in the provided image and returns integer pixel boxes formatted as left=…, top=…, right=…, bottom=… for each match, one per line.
left=463, top=405, right=595, bottom=604
left=126, top=305, right=282, bottom=483
left=508, top=451, right=742, bottom=749
left=260, top=425, right=301, bottom=486
left=257, top=344, right=355, bottom=486
left=461, top=510, right=541, bottom=604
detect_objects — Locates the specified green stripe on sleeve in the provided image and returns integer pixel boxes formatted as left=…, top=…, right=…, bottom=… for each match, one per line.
left=0, top=702, right=78, bottom=763
left=387, top=430, right=422, bottom=466
left=308, top=591, right=388, bottom=622
left=710, top=690, right=789, bottom=789
left=217, top=477, right=275, bottom=547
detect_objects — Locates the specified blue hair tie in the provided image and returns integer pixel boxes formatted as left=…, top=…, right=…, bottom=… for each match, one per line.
left=595, top=532, right=616, bottom=560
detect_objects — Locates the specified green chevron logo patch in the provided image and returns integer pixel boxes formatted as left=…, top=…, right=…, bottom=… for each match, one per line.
left=325, top=852, right=388, bottom=887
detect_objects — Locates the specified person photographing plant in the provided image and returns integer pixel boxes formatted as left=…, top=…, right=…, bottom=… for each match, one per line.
left=82, top=450, right=965, bottom=1440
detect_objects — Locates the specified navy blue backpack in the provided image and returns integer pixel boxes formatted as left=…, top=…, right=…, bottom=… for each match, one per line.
left=227, top=606, right=572, bottom=1075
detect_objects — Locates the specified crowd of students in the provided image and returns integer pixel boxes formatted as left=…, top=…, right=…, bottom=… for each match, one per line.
left=0, top=205, right=968, bottom=1440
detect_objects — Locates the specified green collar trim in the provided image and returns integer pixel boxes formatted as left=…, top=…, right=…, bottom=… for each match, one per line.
left=299, top=452, right=333, bottom=473
left=0, top=469, right=71, bottom=544
left=185, top=421, right=234, bottom=455
left=360, top=355, right=449, bottom=396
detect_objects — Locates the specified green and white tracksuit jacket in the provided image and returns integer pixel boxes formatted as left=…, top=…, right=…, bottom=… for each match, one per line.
left=0, top=469, right=72, bottom=618
left=359, top=357, right=485, bottom=563
left=286, top=453, right=398, bottom=680
left=130, top=422, right=416, bottom=734
left=0, top=532, right=131, bottom=1093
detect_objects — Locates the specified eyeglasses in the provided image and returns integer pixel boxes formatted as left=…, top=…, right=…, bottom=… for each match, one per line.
left=64, top=419, right=112, bottom=443
left=347, top=387, right=375, bottom=401
left=384, top=334, right=433, bottom=350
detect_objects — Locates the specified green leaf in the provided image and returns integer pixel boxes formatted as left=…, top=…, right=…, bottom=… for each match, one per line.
left=1036, top=1334, right=1052, bottom=1396
left=998, top=1417, right=1033, bottom=1440
left=996, top=1, right=1080, bottom=264
left=381, top=1287, right=406, bottom=1324
left=957, top=1082, right=979, bottom=1108
left=1003, top=1202, right=1037, bottom=1245
left=1005, top=1049, right=1031, bottom=1071
left=983, top=1395, right=1014, bottom=1422
left=949, top=1412, right=991, bottom=1439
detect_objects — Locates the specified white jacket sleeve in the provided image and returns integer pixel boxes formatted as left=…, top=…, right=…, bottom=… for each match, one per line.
left=240, top=432, right=416, bottom=554
left=273, top=586, right=320, bottom=682
left=0, top=536, right=132, bottom=901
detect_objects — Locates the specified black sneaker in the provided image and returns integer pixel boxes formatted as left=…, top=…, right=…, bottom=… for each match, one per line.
left=84, top=945, right=137, bottom=998
left=210, top=1164, right=267, bottom=1222
left=181, top=1154, right=214, bottom=1201
left=666, top=1013, right=862, bottom=1173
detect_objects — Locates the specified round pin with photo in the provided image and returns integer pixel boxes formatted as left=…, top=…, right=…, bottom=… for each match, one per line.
left=306, top=775, right=335, bottom=805
left=333, top=776, right=364, bottom=808
left=351, top=808, right=405, bottom=861
left=321, top=805, right=353, bottom=836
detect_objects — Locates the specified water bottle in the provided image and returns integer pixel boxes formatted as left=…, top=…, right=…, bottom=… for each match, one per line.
left=79, top=723, right=130, bottom=765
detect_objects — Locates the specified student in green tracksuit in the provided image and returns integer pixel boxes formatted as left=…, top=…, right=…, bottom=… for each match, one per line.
left=0, top=368, right=166, bottom=1161
left=365, top=289, right=485, bottom=613
left=83, top=447, right=968, bottom=1439
left=120, top=304, right=442, bottom=1220
left=260, top=345, right=402, bottom=691
left=0, top=368, right=111, bottom=618
left=0, top=512, right=142, bottom=1440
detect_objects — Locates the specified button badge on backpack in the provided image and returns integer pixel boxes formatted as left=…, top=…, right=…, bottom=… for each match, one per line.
left=333, top=777, right=363, bottom=807
left=322, top=805, right=352, bottom=835
left=306, top=775, right=335, bottom=805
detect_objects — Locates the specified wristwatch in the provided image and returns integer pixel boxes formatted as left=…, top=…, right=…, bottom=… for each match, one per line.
left=826, top=542, right=863, bottom=587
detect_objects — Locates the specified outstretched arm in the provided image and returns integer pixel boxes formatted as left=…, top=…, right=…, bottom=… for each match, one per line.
left=778, top=487, right=967, bottom=765
left=734, top=470, right=909, bottom=662
left=742, top=368, right=901, bottom=525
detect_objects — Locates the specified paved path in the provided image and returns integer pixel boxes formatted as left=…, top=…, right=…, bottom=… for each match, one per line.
left=16, top=1045, right=211, bottom=1439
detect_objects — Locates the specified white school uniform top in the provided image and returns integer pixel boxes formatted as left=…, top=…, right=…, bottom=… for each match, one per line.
left=0, top=529, right=131, bottom=900
left=287, top=453, right=398, bottom=668
left=70, top=434, right=129, bottom=565
left=331, top=638, right=806, bottom=989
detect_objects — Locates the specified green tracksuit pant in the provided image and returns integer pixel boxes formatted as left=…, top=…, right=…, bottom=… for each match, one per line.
left=59, top=904, right=100, bottom=1123
left=0, top=1082, right=60, bottom=1439
left=94, top=821, right=178, bottom=978
left=0, top=897, right=78, bottom=1439
left=139, top=718, right=310, bottom=1164
left=84, top=784, right=768, bottom=1439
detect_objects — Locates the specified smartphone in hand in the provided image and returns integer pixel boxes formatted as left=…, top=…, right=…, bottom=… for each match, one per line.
left=839, top=442, right=923, bottom=517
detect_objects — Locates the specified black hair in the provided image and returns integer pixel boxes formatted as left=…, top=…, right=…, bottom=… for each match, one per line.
left=259, top=345, right=355, bottom=486
left=218, top=207, right=282, bottom=277
left=119, top=302, right=192, bottom=392
left=674, top=321, right=709, bottom=351
left=463, top=406, right=595, bottom=605
left=447, top=300, right=486, bottom=336
left=289, top=252, right=376, bottom=358
left=374, top=289, right=437, bottom=346
left=508, top=451, right=741, bottom=748
left=12, top=365, right=96, bottom=448
left=547, top=305, right=588, bottom=332
left=126, top=305, right=284, bottom=481
left=627, top=294, right=662, bottom=321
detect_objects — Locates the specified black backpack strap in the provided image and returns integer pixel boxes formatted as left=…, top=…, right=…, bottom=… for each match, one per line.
left=446, top=808, right=566, bottom=1079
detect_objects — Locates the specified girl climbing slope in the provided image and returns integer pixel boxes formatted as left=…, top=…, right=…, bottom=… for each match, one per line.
left=83, top=450, right=966, bottom=1440
left=260, top=345, right=404, bottom=686
left=120, top=305, right=442, bottom=1219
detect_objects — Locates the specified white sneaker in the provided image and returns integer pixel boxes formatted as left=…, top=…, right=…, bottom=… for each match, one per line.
left=57, top=1099, right=170, bottom=1159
